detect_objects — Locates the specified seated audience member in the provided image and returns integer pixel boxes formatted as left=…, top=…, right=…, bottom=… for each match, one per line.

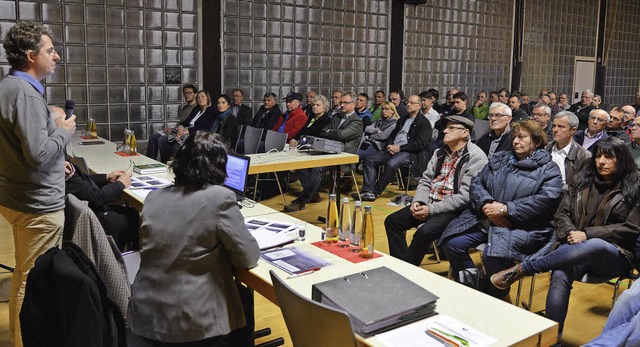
left=531, top=102, right=553, bottom=139
left=472, top=91, right=489, bottom=120
left=593, top=94, right=602, bottom=108
left=497, top=88, right=510, bottom=104
left=289, top=94, right=332, bottom=147
left=508, top=94, right=529, bottom=122
left=250, top=92, right=282, bottom=133
left=283, top=92, right=362, bottom=212
left=419, top=90, right=440, bottom=130
left=211, top=94, right=239, bottom=148
left=519, top=92, right=533, bottom=117
left=635, top=92, right=640, bottom=114
left=584, top=279, right=640, bottom=347
left=628, top=116, right=640, bottom=167
left=546, top=111, right=591, bottom=189
left=272, top=92, right=308, bottom=144
left=369, top=90, right=385, bottom=122
left=440, top=88, right=459, bottom=116
left=329, top=90, right=342, bottom=117
left=357, top=95, right=432, bottom=201
left=606, top=107, right=632, bottom=142
left=128, top=131, right=260, bottom=347
left=357, top=101, right=399, bottom=163
left=568, top=89, right=596, bottom=130
left=147, top=84, right=197, bottom=160
left=558, top=93, right=570, bottom=110
left=476, top=102, right=513, bottom=157
left=449, top=91, right=474, bottom=122
left=429, top=88, right=445, bottom=115
left=440, top=120, right=563, bottom=300
left=389, top=89, right=408, bottom=117
left=64, top=161, right=139, bottom=251
left=548, top=91, right=561, bottom=117
left=385, top=116, right=487, bottom=266
left=159, top=90, right=214, bottom=163
left=355, top=93, right=373, bottom=128
left=491, top=138, right=640, bottom=340
left=303, top=90, right=317, bottom=119
left=231, top=88, right=253, bottom=126
left=489, top=91, right=499, bottom=104
left=621, top=105, right=637, bottom=132
left=574, top=109, right=609, bottom=150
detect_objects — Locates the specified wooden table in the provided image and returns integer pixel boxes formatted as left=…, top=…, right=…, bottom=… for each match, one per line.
left=69, top=133, right=558, bottom=347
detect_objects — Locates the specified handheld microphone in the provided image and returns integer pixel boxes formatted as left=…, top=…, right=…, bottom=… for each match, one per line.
left=64, top=100, right=75, bottom=119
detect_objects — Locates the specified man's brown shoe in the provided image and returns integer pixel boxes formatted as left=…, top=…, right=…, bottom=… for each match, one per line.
left=490, top=264, right=524, bottom=289
left=283, top=199, right=306, bottom=212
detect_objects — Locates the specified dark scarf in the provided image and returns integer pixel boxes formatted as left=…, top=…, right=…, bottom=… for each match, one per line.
left=211, top=109, right=231, bottom=133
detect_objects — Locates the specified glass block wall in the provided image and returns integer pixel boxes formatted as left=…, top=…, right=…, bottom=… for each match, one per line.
left=520, top=0, right=598, bottom=99
left=403, top=0, right=513, bottom=100
left=221, top=0, right=390, bottom=111
left=0, top=0, right=199, bottom=142
left=603, top=0, right=640, bottom=106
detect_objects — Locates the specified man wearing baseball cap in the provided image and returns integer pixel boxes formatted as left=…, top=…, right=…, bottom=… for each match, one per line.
left=271, top=92, right=308, bottom=143
left=384, top=115, right=488, bottom=266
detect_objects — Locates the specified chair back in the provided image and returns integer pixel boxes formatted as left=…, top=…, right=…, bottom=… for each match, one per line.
left=243, top=126, right=264, bottom=154
left=68, top=154, right=90, bottom=175
left=473, top=119, right=490, bottom=139
left=264, top=130, right=288, bottom=152
left=269, top=270, right=357, bottom=347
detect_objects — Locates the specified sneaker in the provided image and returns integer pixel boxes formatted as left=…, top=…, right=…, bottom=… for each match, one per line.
left=360, top=191, right=377, bottom=201
left=309, top=192, right=321, bottom=203
left=283, top=199, right=306, bottom=212
left=350, top=192, right=362, bottom=200
left=490, top=264, right=524, bottom=289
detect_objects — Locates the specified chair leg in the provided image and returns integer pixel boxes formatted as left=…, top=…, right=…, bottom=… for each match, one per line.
left=350, top=170, right=361, bottom=201
left=396, top=168, right=405, bottom=191
left=515, top=277, right=524, bottom=308
left=432, top=241, right=441, bottom=263
left=0, top=264, right=14, bottom=272
left=253, top=174, right=259, bottom=201
left=273, top=172, right=287, bottom=205
left=405, top=164, right=412, bottom=194
left=525, top=274, right=536, bottom=311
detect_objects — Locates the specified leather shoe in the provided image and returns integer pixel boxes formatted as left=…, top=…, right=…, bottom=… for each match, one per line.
left=283, top=199, right=306, bottom=212
left=360, top=191, right=377, bottom=201
left=309, top=193, right=321, bottom=203
left=490, top=264, right=524, bottom=289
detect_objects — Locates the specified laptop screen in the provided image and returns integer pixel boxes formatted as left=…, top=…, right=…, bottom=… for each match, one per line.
left=224, top=152, right=251, bottom=200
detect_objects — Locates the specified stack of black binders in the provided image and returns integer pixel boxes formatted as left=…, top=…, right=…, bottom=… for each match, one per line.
left=311, top=266, right=439, bottom=337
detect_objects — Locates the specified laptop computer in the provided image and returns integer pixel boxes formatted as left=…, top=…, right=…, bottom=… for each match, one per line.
left=224, top=152, right=251, bottom=201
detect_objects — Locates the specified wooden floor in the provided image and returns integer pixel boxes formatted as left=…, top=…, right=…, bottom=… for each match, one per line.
left=0, top=174, right=630, bottom=346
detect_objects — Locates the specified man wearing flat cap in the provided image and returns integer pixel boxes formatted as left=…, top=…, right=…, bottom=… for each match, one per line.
left=384, top=115, right=488, bottom=266
left=271, top=92, right=308, bottom=143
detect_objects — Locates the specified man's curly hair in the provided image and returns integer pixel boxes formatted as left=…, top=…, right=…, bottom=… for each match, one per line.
left=3, top=21, right=51, bottom=69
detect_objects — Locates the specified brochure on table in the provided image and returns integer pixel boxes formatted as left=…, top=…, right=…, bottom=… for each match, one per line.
left=129, top=175, right=173, bottom=189
left=261, top=247, right=330, bottom=275
left=246, top=218, right=298, bottom=250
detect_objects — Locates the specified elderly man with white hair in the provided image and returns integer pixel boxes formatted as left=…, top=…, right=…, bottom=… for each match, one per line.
left=574, top=108, right=609, bottom=150
left=568, top=89, right=596, bottom=130
left=475, top=102, right=513, bottom=157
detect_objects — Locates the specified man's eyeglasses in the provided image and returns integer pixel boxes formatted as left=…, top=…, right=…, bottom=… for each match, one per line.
left=532, top=113, right=548, bottom=118
left=629, top=124, right=640, bottom=129
left=488, top=113, right=508, bottom=119
left=339, top=101, right=354, bottom=105
left=444, top=126, right=467, bottom=132
left=408, top=101, right=420, bottom=105
left=589, top=116, right=607, bottom=123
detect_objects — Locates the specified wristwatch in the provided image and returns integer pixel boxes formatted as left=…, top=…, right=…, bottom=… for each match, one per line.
left=499, top=204, right=507, bottom=216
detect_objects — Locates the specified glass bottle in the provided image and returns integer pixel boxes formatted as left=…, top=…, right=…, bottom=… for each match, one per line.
left=90, top=118, right=97, bottom=138
left=349, top=201, right=363, bottom=252
left=123, top=129, right=131, bottom=153
left=360, top=205, right=375, bottom=258
left=129, top=130, right=137, bottom=154
left=338, top=197, right=351, bottom=247
left=323, top=194, right=339, bottom=244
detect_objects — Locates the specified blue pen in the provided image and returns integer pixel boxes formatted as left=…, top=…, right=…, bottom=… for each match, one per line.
left=143, top=187, right=157, bottom=190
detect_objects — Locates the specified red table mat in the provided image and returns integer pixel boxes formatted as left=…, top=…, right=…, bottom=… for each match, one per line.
left=311, top=241, right=382, bottom=263
left=114, top=151, right=140, bottom=157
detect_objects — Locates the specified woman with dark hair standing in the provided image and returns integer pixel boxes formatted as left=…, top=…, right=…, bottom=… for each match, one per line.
left=212, top=94, right=239, bottom=148
left=491, top=137, right=640, bottom=340
left=128, top=131, right=260, bottom=347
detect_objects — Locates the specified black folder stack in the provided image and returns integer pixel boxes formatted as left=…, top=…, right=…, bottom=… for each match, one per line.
left=311, top=266, right=439, bottom=337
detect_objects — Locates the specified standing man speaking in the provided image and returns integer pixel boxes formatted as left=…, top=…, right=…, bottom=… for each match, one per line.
left=0, top=22, right=76, bottom=346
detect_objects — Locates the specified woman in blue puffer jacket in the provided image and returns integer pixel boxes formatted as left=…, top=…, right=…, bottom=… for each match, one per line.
left=440, top=120, right=564, bottom=299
